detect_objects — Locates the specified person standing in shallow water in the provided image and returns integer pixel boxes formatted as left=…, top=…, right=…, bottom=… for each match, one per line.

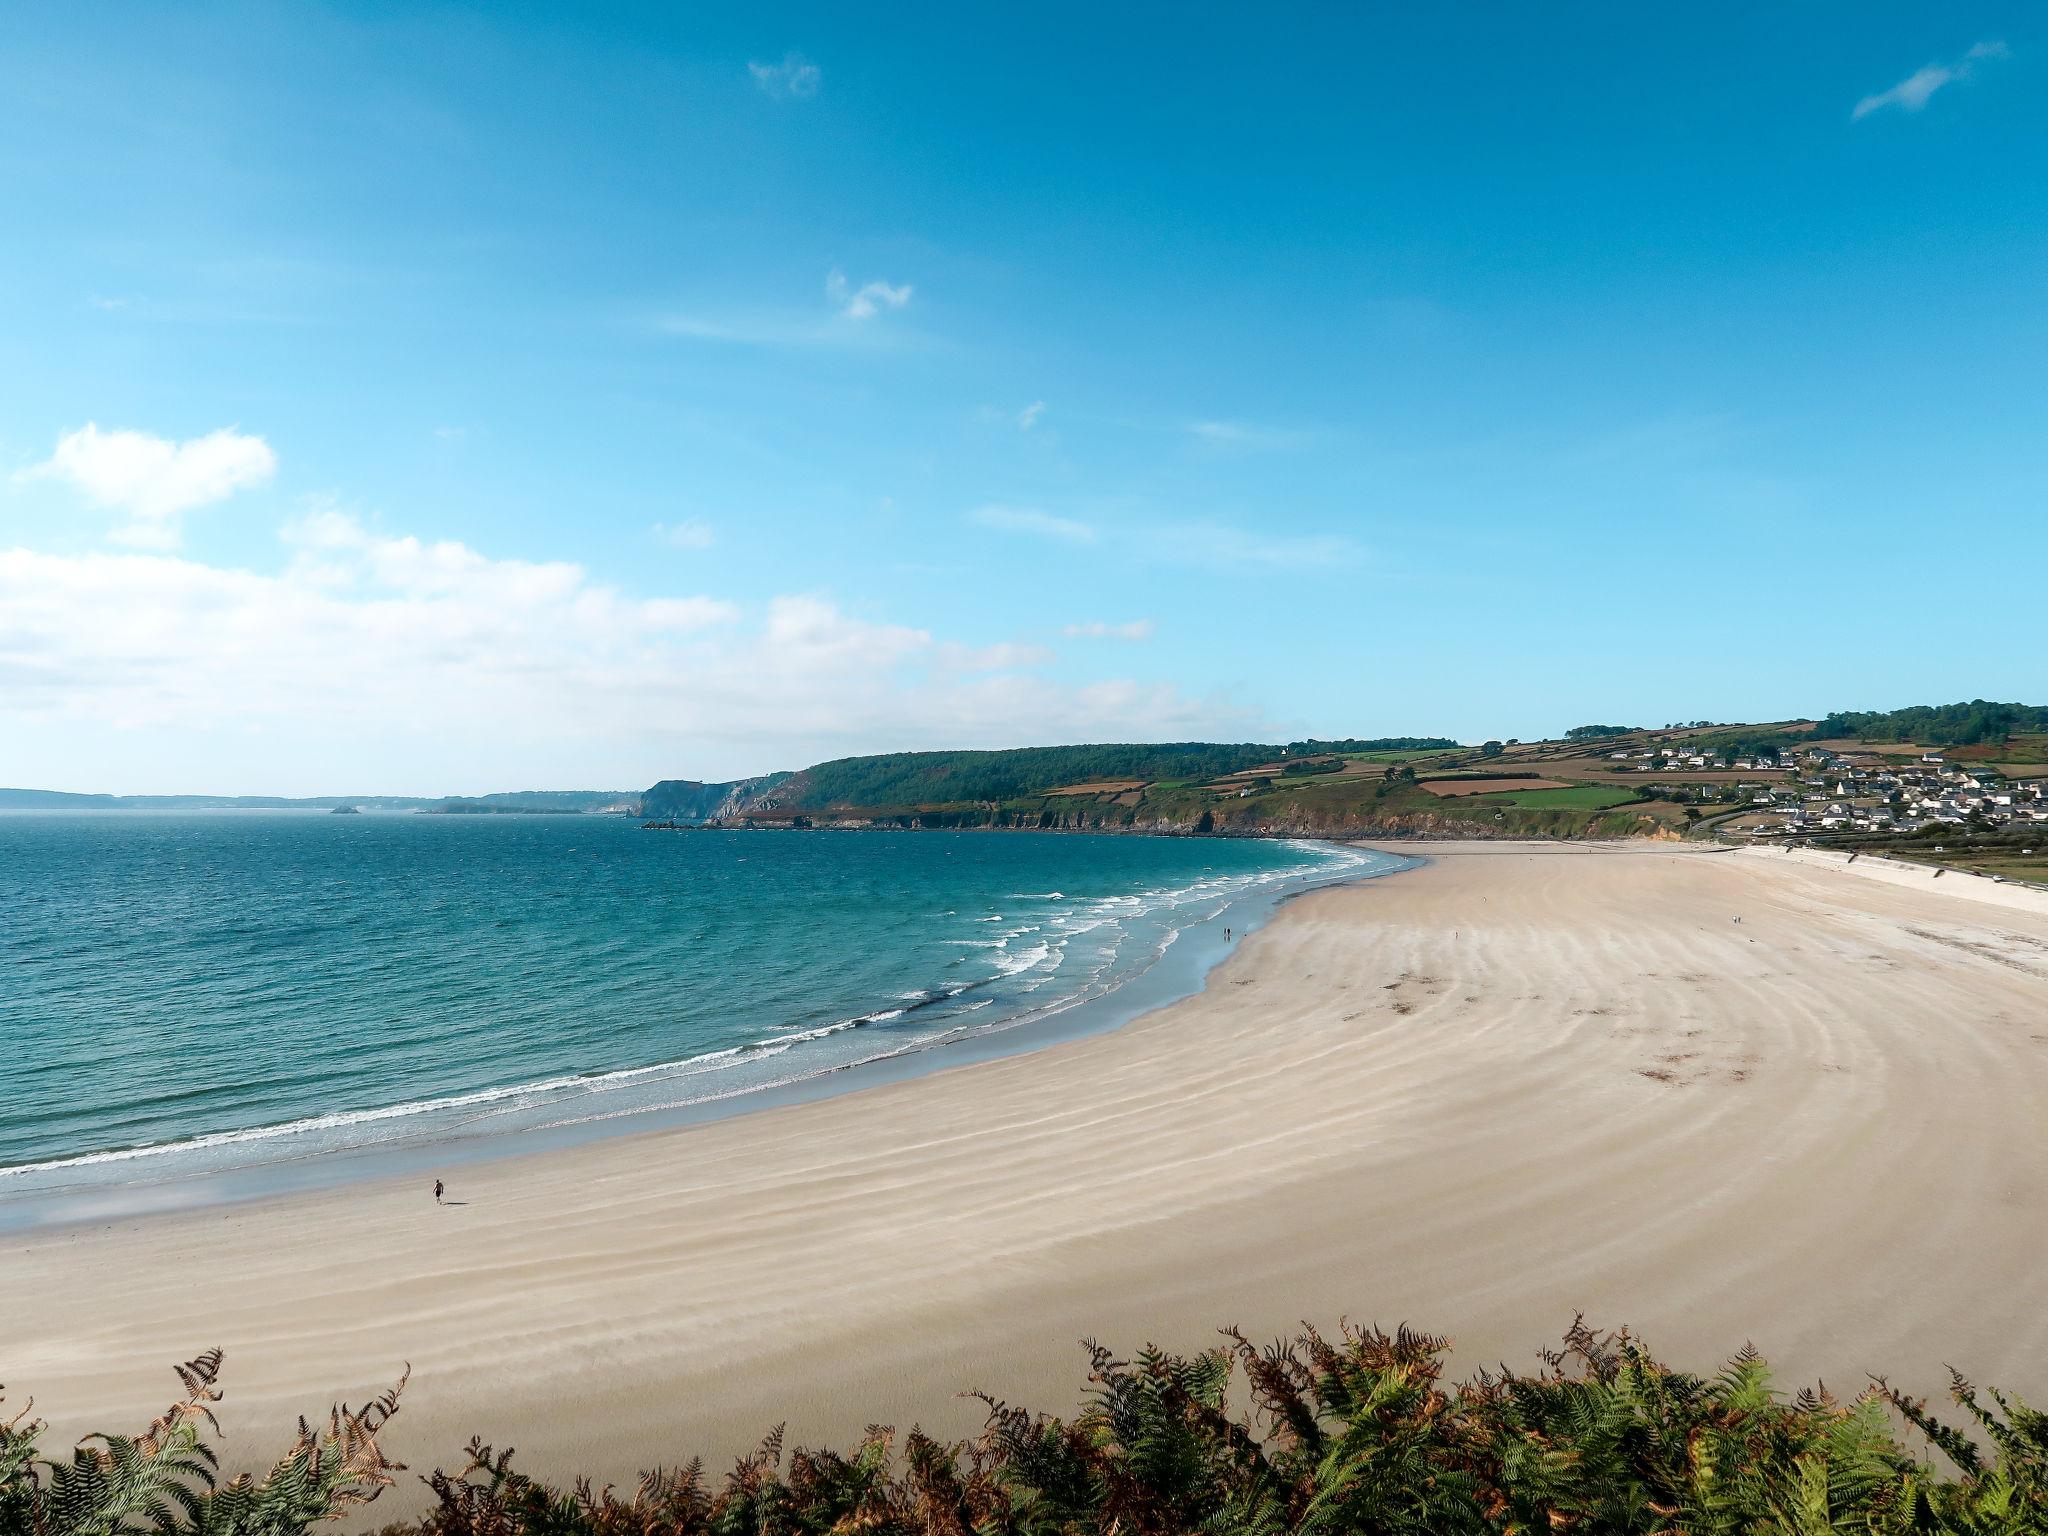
left=434, top=1179, right=444, bottom=1205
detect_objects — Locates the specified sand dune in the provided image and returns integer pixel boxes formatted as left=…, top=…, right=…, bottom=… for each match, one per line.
left=6, top=842, right=2047, bottom=1511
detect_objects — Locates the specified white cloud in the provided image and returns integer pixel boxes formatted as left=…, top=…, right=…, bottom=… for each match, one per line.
left=1854, top=40, right=2007, bottom=119
left=748, top=53, right=820, bottom=99
left=826, top=268, right=913, bottom=321
left=641, top=595, right=741, bottom=629
left=759, top=592, right=927, bottom=670
left=1017, top=400, right=1046, bottom=431
left=969, top=504, right=1099, bottom=544
left=1063, top=619, right=1155, bottom=641
left=938, top=640, right=1056, bottom=671
left=25, top=423, right=276, bottom=546
left=652, top=520, right=716, bottom=550
left=0, top=505, right=1259, bottom=790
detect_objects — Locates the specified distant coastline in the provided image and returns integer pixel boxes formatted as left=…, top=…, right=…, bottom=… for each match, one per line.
left=630, top=823, right=1572, bottom=847
left=637, top=815, right=1568, bottom=842
left=426, top=804, right=585, bottom=815
left=13, top=696, right=2047, bottom=850
left=0, top=788, right=638, bottom=813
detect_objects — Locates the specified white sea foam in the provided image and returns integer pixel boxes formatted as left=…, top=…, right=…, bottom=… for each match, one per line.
left=4, top=837, right=1392, bottom=1190
left=992, top=941, right=1051, bottom=977
left=0, top=1044, right=755, bottom=1179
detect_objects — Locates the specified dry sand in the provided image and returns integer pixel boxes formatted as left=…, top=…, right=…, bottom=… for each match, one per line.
left=1737, top=840, right=2048, bottom=914
left=6, top=841, right=2047, bottom=1508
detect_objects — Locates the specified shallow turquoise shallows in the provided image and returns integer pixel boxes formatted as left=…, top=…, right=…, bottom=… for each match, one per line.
left=0, top=815, right=1382, bottom=1197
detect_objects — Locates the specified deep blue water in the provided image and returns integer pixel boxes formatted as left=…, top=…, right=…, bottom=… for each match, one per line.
left=0, top=815, right=1383, bottom=1199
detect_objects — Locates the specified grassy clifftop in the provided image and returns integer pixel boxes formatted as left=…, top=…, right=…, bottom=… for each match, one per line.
left=640, top=700, right=2048, bottom=841
left=681, top=742, right=1669, bottom=840
left=776, top=744, right=1277, bottom=809
left=762, top=741, right=1458, bottom=812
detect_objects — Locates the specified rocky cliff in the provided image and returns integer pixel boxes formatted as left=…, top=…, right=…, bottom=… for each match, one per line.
left=640, top=772, right=792, bottom=821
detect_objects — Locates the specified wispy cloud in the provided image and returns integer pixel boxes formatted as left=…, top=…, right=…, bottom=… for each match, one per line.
left=1063, top=619, right=1155, bottom=641
left=22, top=423, right=276, bottom=548
left=1854, top=40, right=2007, bottom=119
left=652, top=520, right=716, bottom=551
left=748, top=53, right=820, bottom=100
left=969, top=504, right=1098, bottom=544
left=968, top=500, right=1359, bottom=571
left=1186, top=419, right=1312, bottom=453
left=659, top=269, right=920, bottom=349
left=938, top=640, right=1056, bottom=671
left=1017, top=400, right=1046, bottom=431
left=826, top=268, right=913, bottom=321
left=657, top=313, right=834, bottom=347
left=1152, top=521, right=1364, bottom=571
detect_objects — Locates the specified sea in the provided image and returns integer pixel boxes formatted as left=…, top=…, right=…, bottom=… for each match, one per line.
left=0, top=814, right=1406, bottom=1226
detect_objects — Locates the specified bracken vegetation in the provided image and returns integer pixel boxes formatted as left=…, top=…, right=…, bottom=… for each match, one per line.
left=0, top=1350, right=407, bottom=1536
left=6, top=1320, right=2044, bottom=1536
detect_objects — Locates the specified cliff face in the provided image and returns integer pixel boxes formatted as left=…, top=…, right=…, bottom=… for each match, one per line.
left=640, top=773, right=792, bottom=821
left=641, top=742, right=1683, bottom=841
left=683, top=803, right=1673, bottom=841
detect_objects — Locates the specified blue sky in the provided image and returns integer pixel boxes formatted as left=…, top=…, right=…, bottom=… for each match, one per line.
left=3, top=4, right=2045, bottom=793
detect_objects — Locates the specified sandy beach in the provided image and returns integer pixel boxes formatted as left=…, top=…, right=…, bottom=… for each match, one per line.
left=6, top=841, right=2047, bottom=1508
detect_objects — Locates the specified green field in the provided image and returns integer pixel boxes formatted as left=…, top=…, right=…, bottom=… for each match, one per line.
left=1881, top=847, right=2048, bottom=884
left=1461, top=785, right=1641, bottom=810
left=1339, top=747, right=1463, bottom=765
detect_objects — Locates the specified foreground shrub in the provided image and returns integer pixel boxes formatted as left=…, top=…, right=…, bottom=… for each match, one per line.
left=5, top=1320, right=2044, bottom=1535
left=0, top=1349, right=405, bottom=1536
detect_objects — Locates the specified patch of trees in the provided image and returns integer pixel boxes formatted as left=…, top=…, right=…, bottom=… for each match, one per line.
left=781, top=744, right=1277, bottom=808
left=1689, top=729, right=1799, bottom=758
left=1285, top=737, right=1458, bottom=754
left=1810, top=700, right=2048, bottom=747
left=1564, top=724, right=1640, bottom=740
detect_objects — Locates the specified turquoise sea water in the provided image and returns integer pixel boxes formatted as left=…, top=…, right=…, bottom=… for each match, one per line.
left=0, top=815, right=1393, bottom=1210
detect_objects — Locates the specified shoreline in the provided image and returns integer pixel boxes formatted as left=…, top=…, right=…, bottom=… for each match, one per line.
left=9, top=839, right=2046, bottom=1515
left=639, top=815, right=1652, bottom=842
left=0, top=838, right=1413, bottom=1235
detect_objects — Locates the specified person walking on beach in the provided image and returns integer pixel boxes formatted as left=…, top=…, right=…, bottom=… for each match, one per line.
left=434, top=1178, right=444, bottom=1205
